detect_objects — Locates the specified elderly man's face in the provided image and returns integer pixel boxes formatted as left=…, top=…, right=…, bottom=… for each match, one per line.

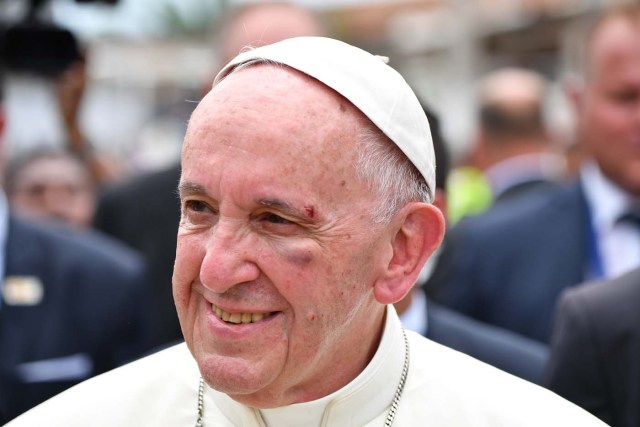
left=174, top=66, right=391, bottom=407
left=577, top=18, right=640, bottom=195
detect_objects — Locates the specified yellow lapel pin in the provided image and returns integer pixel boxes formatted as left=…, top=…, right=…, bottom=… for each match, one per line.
left=2, top=276, right=44, bottom=306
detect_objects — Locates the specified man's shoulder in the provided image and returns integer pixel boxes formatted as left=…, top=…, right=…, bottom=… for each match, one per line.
left=563, top=267, right=640, bottom=308
left=426, top=300, right=548, bottom=383
left=98, top=164, right=181, bottom=206
left=558, top=267, right=640, bottom=336
left=93, top=165, right=182, bottom=237
left=6, top=343, right=198, bottom=427
left=402, top=333, right=606, bottom=426
left=7, top=216, right=145, bottom=274
left=439, top=182, right=586, bottom=279
left=457, top=182, right=583, bottom=238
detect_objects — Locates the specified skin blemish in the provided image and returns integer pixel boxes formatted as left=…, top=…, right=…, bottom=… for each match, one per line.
left=340, top=180, right=346, bottom=187
left=304, top=205, right=315, bottom=219
left=339, top=103, right=346, bottom=112
left=307, top=313, right=317, bottom=321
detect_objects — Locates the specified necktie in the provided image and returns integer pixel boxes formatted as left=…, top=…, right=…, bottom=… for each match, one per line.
left=618, top=211, right=640, bottom=229
left=618, top=211, right=640, bottom=269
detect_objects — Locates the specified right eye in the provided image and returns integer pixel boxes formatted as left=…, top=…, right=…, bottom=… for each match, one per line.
left=182, top=200, right=216, bottom=225
left=184, top=200, right=210, bottom=213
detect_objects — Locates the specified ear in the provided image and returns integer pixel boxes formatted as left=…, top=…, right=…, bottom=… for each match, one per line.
left=0, top=107, right=5, bottom=150
left=564, top=76, right=584, bottom=114
left=373, top=202, right=445, bottom=305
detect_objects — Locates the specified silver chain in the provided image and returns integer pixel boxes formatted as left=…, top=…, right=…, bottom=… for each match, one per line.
left=195, top=375, right=205, bottom=427
left=384, top=328, right=409, bottom=426
left=195, top=328, right=410, bottom=427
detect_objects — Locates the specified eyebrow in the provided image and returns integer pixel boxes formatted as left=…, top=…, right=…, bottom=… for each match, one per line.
left=177, top=181, right=207, bottom=198
left=257, top=198, right=318, bottom=222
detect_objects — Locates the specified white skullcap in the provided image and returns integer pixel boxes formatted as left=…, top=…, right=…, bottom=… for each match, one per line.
left=214, top=36, right=435, bottom=201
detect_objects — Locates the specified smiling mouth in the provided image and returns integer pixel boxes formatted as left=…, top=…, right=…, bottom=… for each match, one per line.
left=212, top=304, right=275, bottom=324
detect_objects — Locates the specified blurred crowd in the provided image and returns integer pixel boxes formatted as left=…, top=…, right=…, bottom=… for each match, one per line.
left=0, top=1, right=639, bottom=426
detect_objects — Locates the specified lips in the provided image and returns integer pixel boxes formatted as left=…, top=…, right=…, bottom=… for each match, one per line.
left=211, top=303, right=274, bottom=324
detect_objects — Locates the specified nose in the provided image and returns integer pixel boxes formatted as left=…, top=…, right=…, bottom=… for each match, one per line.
left=43, top=188, right=73, bottom=221
left=199, top=221, right=261, bottom=294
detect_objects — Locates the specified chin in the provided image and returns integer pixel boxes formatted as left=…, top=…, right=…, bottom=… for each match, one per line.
left=197, top=352, right=283, bottom=406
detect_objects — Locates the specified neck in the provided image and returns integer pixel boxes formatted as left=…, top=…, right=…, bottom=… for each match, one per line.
left=394, top=290, right=413, bottom=316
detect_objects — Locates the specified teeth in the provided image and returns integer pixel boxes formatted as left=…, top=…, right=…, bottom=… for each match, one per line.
left=228, top=313, right=242, bottom=324
left=212, top=304, right=271, bottom=324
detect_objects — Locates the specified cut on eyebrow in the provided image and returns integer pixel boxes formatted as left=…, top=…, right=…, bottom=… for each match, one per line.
left=257, top=198, right=318, bottom=221
left=177, top=181, right=208, bottom=198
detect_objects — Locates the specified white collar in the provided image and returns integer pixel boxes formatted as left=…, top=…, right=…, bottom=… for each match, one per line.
left=580, top=161, right=639, bottom=232
left=207, top=305, right=406, bottom=427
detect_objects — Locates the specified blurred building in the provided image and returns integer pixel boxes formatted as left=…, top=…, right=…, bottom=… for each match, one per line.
left=1, top=0, right=635, bottom=174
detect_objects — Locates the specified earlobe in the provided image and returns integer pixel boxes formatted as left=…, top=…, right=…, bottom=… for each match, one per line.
left=564, top=77, right=584, bottom=112
left=373, top=203, right=445, bottom=305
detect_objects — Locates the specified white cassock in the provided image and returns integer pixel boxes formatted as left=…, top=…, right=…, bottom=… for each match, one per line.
left=7, top=307, right=606, bottom=427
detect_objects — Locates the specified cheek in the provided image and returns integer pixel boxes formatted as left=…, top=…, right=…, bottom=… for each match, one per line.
left=172, top=233, right=206, bottom=305
left=266, top=238, right=315, bottom=267
left=263, top=239, right=334, bottom=308
left=589, top=99, right=634, bottom=137
left=285, top=247, right=314, bottom=265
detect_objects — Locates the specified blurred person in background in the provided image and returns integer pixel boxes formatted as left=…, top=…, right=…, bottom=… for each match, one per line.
left=466, top=68, right=565, bottom=204
left=545, top=267, right=640, bottom=427
left=428, top=3, right=640, bottom=344
left=398, top=105, right=548, bottom=385
left=93, top=2, right=324, bottom=348
left=5, top=149, right=95, bottom=228
left=447, top=67, right=564, bottom=224
left=0, top=71, right=155, bottom=423
left=543, top=7, right=640, bottom=424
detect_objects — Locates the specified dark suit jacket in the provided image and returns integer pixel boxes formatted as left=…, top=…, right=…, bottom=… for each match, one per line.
left=428, top=183, right=589, bottom=342
left=493, top=177, right=559, bottom=206
left=0, top=216, right=154, bottom=423
left=545, top=268, right=640, bottom=427
left=426, top=298, right=548, bottom=385
left=93, top=163, right=182, bottom=346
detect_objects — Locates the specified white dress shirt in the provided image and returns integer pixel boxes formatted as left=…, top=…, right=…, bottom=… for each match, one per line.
left=0, top=191, right=11, bottom=311
left=581, top=161, right=640, bottom=279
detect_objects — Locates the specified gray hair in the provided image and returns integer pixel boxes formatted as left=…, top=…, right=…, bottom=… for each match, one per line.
left=355, top=124, right=431, bottom=224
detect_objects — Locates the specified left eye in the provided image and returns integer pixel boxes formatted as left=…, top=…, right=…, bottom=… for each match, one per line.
left=261, top=213, right=291, bottom=224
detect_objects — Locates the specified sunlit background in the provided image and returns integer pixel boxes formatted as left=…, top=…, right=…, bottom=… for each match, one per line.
left=0, top=0, right=633, bottom=175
